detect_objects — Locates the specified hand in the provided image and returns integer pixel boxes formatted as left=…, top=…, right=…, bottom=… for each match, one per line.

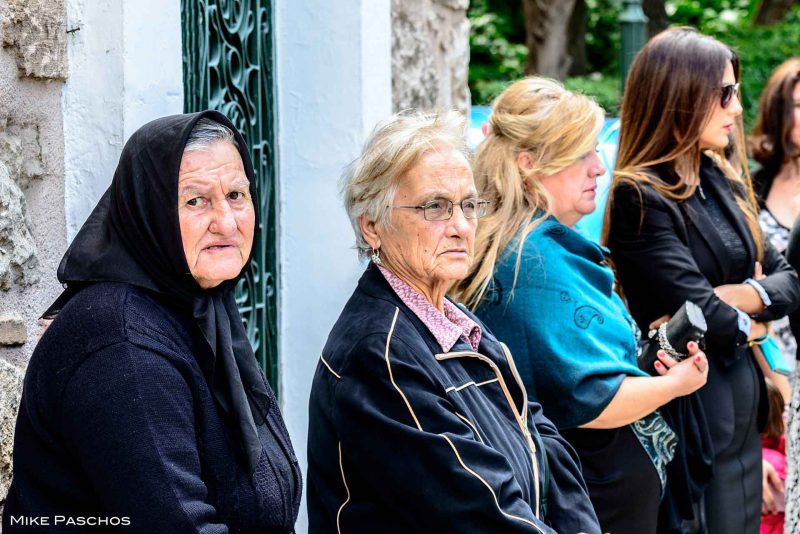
left=653, top=341, right=708, bottom=396
left=762, top=460, right=783, bottom=514
left=714, top=283, right=763, bottom=315
left=750, top=321, right=768, bottom=341
left=649, top=315, right=670, bottom=330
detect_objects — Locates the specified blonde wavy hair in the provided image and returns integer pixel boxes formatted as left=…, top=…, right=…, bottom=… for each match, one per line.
left=451, top=77, right=604, bottom=309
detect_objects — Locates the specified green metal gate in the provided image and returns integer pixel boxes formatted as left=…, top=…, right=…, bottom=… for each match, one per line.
left=181, top=0, right=279, bottom=391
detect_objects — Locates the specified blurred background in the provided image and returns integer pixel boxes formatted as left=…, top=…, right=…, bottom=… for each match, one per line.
left=469, top=0, right=800, bottom=128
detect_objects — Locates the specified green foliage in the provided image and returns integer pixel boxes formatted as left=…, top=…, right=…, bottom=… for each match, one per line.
left=468, top=0, right=527, bottom=104
left=585, top=0, right=622, bottom=76
left=667, top=0, right=750, bottom=32
left=564, top=74, right=622, bottom=116
left=468, top=0, right=800, bottom=129
left=719, top=7, right=800, bottom=129
left=668, top=2, right=800, bottom=129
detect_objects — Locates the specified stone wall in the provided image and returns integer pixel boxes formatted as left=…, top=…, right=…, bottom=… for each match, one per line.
left=391, top=0, right=470, bottom=114
left=0, top=0, right=67, bottom=500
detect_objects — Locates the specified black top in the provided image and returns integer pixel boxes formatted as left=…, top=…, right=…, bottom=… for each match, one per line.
left=4, top=283, right=301, bottom=533
left=697, top=173, right=749, bottom=279
left=307, top=264, right=601, bottom=534
left=46, top=111, right=270, bottom=473
left=607, top=155, right=800, bottom=530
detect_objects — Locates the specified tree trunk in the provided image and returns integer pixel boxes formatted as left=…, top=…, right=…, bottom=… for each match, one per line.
left=568, top=0, right=587, bottom=76
left=642, top=0, right=669, bottom=38
left=754, top=0, right=797, bottom=25
left=523, top=0, right=577, bottom=79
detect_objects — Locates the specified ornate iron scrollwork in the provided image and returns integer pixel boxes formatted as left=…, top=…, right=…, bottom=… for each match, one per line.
left=182, top=0, right=279, bottom=391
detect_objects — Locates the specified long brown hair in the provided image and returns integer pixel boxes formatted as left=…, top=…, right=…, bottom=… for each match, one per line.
left=451, top=77, right=604, bottom=309
left=602, top=27, right=763, bottom=260
left=762, top=377, right=786, bottom=441
left=750, top=58, right=800, bottom=198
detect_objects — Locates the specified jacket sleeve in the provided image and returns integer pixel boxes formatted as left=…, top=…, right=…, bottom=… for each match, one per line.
left=751, top=237, right=800, bottom=322
left=332, top=332, right=559, bottom=534
left=608, top=184, right=748, bottom=363
left=527, top=400, right=601, bottom=534
left=59, top=342, right=227, bottom=534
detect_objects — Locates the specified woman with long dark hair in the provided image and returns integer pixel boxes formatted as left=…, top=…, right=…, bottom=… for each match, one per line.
left=604, top=28, right=800, bottom=533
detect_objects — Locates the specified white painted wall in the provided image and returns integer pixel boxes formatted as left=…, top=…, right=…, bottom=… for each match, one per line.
left=275, top=1, right=393, bottom=531
left=63, top=0, right=183, bottom=240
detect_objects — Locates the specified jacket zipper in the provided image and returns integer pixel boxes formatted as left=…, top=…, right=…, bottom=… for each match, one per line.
left=434, top=350, right=541, bottom=519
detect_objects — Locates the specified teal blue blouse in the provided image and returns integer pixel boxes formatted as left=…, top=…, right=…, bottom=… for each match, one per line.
left=475, top=216, right=677, bottom=490
left=476, top=215, right=647, bottom=429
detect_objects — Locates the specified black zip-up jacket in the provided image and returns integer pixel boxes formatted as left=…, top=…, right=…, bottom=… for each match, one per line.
left=307, top=264, right=600, bottom=533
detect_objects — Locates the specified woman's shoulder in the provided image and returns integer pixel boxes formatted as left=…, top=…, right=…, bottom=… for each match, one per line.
left=37, top=283, right=194, bottom=372
left=321, top=285, right=438, bottom=377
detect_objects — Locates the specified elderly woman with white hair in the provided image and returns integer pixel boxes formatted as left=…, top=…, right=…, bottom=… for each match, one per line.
left=306, top=111, right=600, bottom=533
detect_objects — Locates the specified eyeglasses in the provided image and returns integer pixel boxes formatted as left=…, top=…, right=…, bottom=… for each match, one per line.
left=719, top=82, right=740, bottom=109
left=391, top=198, right=490, bottom=221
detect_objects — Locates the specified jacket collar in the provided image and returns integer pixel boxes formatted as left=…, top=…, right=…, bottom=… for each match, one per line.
left=356, top=262, right=505, bottom=357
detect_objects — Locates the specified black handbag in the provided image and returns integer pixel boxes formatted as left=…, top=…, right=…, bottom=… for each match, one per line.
left=638, top=301, right=707, bottom=376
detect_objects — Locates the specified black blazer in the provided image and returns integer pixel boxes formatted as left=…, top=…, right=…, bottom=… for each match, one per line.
left=607, top=157, right=800, bottom=451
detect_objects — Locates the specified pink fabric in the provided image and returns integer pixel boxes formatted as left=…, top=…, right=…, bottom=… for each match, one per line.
left=378, top=265, right=481, bottom=352
left=760, top=436, right=786, bottom=534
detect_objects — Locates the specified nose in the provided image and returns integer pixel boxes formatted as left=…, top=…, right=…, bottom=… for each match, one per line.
left=447, top=202, right=475, bottom=237
left=209, top=201, right=237, bottom=235
left=589, top=151, right=606, bottom=177
left=728, top=93, right=743, bottom=117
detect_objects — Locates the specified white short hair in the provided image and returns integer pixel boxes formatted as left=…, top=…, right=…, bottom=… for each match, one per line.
left=341, top=110, right=468, bottom=259
left=184, top=118, right=239, bottom=153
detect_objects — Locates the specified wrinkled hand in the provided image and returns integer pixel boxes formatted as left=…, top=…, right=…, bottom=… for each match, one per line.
left=762, top=460, right=783, bottom=514
left=653, top=341, right=708, bottom=396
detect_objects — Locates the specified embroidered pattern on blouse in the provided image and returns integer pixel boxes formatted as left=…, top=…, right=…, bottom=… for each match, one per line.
left=631, top=411, right=677, bottom=493
left=377, top=266, right=482, bottom=352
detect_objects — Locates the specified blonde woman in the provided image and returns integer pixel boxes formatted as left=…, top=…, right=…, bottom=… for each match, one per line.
left=452, top=77, right=708, bottom=534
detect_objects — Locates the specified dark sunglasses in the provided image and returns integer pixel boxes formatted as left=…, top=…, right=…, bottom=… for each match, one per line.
left=719, top=82, right=740, bottom=109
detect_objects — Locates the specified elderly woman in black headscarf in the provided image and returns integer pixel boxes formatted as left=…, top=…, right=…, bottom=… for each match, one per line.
left=3, top=111, right=301, bottom=532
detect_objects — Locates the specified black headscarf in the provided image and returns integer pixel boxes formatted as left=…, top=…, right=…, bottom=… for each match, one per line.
left=46, top=111, right=271, bottom=473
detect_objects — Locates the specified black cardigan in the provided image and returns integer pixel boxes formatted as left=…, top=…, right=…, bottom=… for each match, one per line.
left=4, top=282, right=301, bottom=533
left=306, top=264, right=600, bottom=534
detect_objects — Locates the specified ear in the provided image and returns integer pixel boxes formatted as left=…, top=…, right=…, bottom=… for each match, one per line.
left=359, top=215, right=381, bottom=250
left=516, top=151, right=535, bottom=174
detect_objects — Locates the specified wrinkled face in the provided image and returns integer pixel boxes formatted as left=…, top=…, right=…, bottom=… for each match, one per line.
left=699, top=61, right=743, bottom=150
left=377, top=146, right=477, bottom=292
left=538, top=148, right=606, bottom=227
left=790, top=81, right=800, bottom=148
left=178, top=141, right=255, bottom=289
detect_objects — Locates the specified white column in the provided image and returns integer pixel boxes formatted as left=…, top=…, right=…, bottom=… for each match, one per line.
left=63, top=0, right=183, bottom=240
left=274, top=1, right=392, bottom=531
